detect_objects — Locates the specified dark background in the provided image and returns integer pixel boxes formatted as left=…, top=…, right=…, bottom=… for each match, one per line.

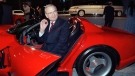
left=0, top=0, right=134, bottom=24
left=1, top=0, right=130, bottom=11
left=2, top=0, right=134, bottom=16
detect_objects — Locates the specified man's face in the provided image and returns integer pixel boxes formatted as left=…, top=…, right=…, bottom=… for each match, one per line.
left=45, top=6, right=58, bottom=21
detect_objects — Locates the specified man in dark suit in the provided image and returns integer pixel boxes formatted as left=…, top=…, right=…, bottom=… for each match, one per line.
left=37, top=4, right=70, bottom=76
left=37, top=4, right=70, bottom=57
left=103, top=1, right=114, bottom=27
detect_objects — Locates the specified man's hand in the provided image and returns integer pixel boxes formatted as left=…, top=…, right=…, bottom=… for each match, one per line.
left=40, top=19, right=48, bottom=34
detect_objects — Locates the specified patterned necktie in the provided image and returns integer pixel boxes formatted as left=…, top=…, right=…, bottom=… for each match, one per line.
left=49, top=22, right=54, bottom=32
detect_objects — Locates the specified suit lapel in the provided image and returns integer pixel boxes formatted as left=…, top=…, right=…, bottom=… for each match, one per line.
left=49, top=18, right=62, bottom=33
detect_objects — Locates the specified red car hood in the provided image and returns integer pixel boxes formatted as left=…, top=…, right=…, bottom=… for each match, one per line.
left=0, top=27, right=61, bottom=76
left=9, top=45, right=61, bottom=76
left=0, top=25, right=13, bottom=32
left=101, top=26, right=134, bottom=35
left=0, top=44, right=61, bottom=76
left=0, top=30, right=15, bottom=50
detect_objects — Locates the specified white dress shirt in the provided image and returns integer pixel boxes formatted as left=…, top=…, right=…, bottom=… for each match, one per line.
left=39, top=21, right=55, bottom=37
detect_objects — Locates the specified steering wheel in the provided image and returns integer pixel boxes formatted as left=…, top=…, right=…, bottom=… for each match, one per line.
left=19, top=22, right=40, bottom=45
left=25, top=28, right=39, bottom=45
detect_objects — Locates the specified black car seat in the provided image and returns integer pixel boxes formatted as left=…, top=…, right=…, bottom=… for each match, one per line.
left=67, top=18, right=82, bottom=48
left=60, top=18, right=83, bottom=61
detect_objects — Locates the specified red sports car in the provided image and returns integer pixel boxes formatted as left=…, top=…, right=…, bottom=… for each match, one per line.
left=0, top=17, right=135, bottom=76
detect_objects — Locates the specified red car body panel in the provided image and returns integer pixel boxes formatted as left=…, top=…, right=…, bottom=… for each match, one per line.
left=0, top=42, right=61, bottom=76
left=0, top=17, right=135, bottom=76
left=0, top=25, right=12, bottom=31
left=9, top=45, right=60, bottom=76
left=0, top=26, right=61, bottom=75
left=58, top=18, right=135, bottom=75
left=0, top=25, right=14, bottom=50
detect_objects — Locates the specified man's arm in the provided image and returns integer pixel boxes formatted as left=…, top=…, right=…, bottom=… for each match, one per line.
left=37, top=19, right=49, bottom=43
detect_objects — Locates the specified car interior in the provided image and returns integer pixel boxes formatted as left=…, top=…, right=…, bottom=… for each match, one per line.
left=17, top=17, right=83, bottom=56
left=1, top=17, right=84, bottom=75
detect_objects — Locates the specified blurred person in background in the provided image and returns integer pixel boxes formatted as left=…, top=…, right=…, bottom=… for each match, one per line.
left=35, top=5, right=42, bottom=18
left=124, top=0, right=135, bottom=34
left=103, top=1, right=114, bottom=27
left=29, top=5, right=35, bottom=19
left=22, top=2, right=30, bottom=21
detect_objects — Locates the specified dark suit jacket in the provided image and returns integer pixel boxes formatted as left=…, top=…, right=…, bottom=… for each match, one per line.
left=37, top=17, right=70, bottom=56
left=103, top=5, right=114, bottom=20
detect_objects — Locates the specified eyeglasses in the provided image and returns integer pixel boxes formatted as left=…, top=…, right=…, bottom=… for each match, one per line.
left=46, top=10, right=57, bottom=15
